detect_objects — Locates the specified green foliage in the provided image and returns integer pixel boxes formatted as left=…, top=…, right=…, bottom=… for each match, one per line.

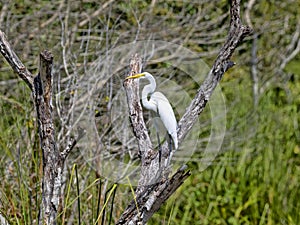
left=0, top=83, right=40, bottom=224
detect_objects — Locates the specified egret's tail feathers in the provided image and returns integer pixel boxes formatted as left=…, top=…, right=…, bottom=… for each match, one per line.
left=170, top=132, right=178, bottom=150
left=174, top=139, right=178, bottom=150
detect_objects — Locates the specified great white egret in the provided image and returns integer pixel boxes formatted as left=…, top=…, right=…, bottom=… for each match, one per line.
left=126, top=72, right=178, bottom=151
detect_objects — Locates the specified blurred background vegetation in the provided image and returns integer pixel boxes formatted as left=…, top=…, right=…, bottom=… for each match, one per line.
left=0, top=0, right=299, bottom=224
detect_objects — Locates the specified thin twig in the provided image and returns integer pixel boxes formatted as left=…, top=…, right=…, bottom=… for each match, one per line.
left=0, top=30, right=34, bottom=90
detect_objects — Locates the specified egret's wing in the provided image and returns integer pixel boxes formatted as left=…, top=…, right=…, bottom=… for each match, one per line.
left=152, top=92, right=178, bottom=149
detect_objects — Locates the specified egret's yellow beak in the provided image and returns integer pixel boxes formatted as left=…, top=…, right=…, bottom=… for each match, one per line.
left=125, top=73, right=145, bottom=80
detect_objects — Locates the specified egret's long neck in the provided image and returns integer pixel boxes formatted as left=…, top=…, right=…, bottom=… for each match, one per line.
left=141, top=75, right=157, bottom=112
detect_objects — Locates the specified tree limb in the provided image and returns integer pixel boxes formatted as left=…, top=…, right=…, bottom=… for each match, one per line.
left=177, top=0, right=253, bottom=144
left=0, top=30, right=34, bottom=90
left=35, top=50, right=64, bottom=225
left=116, top=166, right=190, bottom=224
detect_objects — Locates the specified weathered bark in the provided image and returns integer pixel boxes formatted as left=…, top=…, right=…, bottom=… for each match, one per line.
left=0, top=30, right=77, bottom=225
left=120, top=0, right=253, bottom=224
left=116, top=165, right=190, bottom=224
left=0, top=32, right=34, bottom=90
left=35, top=51, right=63, bottom=225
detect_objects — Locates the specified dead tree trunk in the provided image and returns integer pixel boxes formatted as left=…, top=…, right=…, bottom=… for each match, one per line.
left=120, top=0, right=252, bottom=224
left=0, top=31, right=78, bottom=225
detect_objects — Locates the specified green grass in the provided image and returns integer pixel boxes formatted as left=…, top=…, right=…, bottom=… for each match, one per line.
left=150, top=146, right=300, bottom=225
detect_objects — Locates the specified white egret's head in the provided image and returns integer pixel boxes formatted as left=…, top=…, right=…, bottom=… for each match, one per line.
left=125, top=72, right=152, bottom=80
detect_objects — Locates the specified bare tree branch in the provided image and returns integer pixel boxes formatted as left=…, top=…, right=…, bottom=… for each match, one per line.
left=245, top=0, right=256, bottom=29
left=0, top=30, right=34, bottom=90
left=245, top=0, right=259, bottom=106
left=61, top=126, right=86, bottom=159
left=177, top=0, right=253, bottom=147
left=250, top=33, right=259, bottom=106
left=35, top=50, right=62, bottom=225
left=120, top=0, right=253, bottom=224
left=78, top=0, right=115, bottom=27
left=259, top=20, right=300, bottom=95
left=280, top=22, right=300, bottom=71
left=117, top=165, right=190, bottom=224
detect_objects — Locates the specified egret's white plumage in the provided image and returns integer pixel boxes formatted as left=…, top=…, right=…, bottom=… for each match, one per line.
left=126, top=72, right=178, bottom=149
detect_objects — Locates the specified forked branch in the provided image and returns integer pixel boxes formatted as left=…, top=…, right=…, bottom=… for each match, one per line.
left=121, top=0, right=253, bottom=224
left=0, top=30, right=77, bottom=225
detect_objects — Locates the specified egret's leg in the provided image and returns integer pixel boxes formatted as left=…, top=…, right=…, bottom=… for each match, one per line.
left=168, top=134, right=173, bottom=155
left=153, top=116, right=163, bottom=167
left=164, top=134, right=173, bottom=167
left=156, top=132, right=162, bottom=167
